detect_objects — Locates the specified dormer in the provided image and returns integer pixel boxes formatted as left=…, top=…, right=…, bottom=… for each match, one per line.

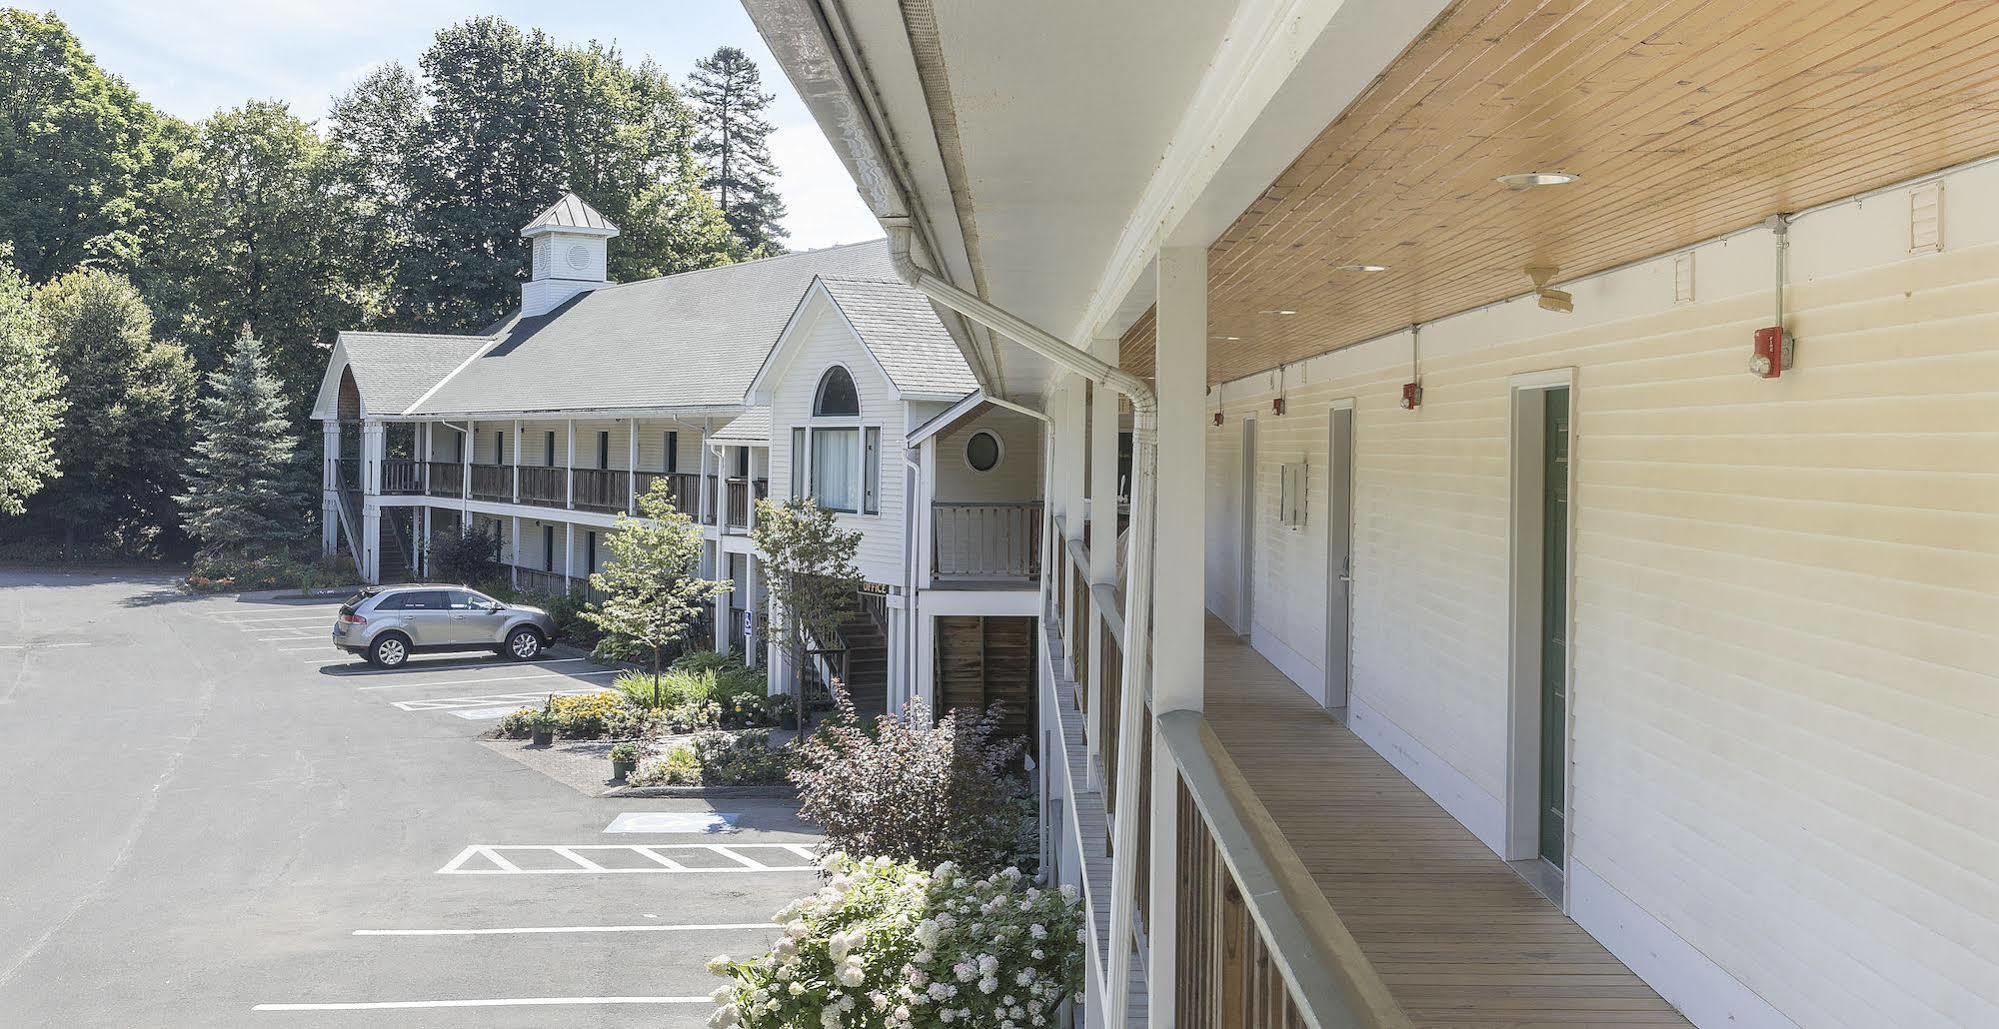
left=520, top=193, right=619, bottom=317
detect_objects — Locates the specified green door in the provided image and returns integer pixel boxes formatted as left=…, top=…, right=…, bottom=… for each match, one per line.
left=1539, top=388, right=1571, bottom=868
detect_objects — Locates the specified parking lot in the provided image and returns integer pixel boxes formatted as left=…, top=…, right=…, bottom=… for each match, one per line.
left=0, top=570, right=815, bottom=1026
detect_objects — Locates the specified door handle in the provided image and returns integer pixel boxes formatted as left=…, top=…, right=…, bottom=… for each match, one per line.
left=1337, top=573, right=1352, bottom=583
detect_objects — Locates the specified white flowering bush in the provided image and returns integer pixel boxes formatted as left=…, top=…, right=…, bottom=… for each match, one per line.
left=709, top=853, right=1083, bottom=1028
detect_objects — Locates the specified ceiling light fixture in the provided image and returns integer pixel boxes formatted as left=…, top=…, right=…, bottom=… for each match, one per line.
left=1211, top=335, right=1242, bottom=342
left=1497, top=171, right=1579, bottom=189
left=1337, top=263, right=1390, bottom=273
left=1260, top=308, right=1299, bottom=316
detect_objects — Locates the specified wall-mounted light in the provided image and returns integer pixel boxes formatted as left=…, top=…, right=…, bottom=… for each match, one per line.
left=1497, top=171, right=1579, bottom=189
left=1213, top=411, right=1224, bottom=426
left=1271, top=397, right=1286, bottom=416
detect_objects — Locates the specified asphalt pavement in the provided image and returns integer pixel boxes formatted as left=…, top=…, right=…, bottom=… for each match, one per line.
left=0, top=569, right=818, bottom=1027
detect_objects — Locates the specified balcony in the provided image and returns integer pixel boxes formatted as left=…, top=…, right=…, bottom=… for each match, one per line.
left=723, top=477, right=768, bottom=532
left=632, top=471, right=701, bottom=518
left=571, top=468, right=626, bottom=513
left=424, top=461, right=463, bottom=498
left=380, top=458, right=422, bottom=495
left=932, top=501, right=1042, bottom=585
left=519, top=465, right=565, bottom=506
left=469, top=463, right=511, bottom=503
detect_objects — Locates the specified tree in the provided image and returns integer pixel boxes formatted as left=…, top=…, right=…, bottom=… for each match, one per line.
left=752, top=495, right=863, bottom=729
left=0, top=11, right=178, bottom=282
left=586, top=479, right=734, bottom=694
left=177, top=328, right=302, bottom=561
left=145, top=102, right=377, bottom=401
left=687, top=46, right=788, bottom=258
left=334, top=17, right=732, bottom=332
left=27, top=268, right=195, bottom=554
left=0, top=257, right=63, bottom=515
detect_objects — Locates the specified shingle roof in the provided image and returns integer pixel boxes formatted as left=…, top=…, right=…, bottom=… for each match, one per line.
left=711, top=407, right=771, bottom=444
left=523, top=193, right=617, bottom=235
left=408, top=240, right=898, bottom=416
left=818, top=276, right=980, bottom=397
left=336, top=331, right=491, bottom=416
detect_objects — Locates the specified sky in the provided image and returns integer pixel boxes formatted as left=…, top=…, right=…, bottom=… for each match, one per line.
left=44, top=0, right=883, bottom=251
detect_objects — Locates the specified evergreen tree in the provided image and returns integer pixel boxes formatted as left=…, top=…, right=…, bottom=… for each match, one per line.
left=27, top=268, right=195, bottom=554
left=687, top=46, right=788, bottom=258
left=0, top=257, right=64, bottom=515
left=177, top=328, right=301, bottom=561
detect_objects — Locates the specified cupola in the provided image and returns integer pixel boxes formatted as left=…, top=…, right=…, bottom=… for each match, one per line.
left=520, top=193, right=619, bottom=317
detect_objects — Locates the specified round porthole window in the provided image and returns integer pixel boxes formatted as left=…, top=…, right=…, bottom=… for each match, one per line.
left=965, top=430, right=1002, bottom=472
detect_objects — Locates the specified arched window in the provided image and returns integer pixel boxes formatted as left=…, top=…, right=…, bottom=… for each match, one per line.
left=814, top=365, right=860, bottom=417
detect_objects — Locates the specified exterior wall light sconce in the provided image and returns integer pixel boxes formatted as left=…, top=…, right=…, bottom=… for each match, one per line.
left=1213, top=411, right=1224, bottom=426
left=1271, top=397, right=1286, bottom=416
left=1400, top=382, right=1423, bottom=410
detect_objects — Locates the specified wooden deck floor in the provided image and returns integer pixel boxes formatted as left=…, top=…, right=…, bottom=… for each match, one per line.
left=1200, top=618, right=1690, bottom=1028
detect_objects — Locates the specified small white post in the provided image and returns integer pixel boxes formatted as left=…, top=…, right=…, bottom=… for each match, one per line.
left=512, top=419, right=521, bottom=503
left=628, top=417, right=639, bottom=514
left=565, top=420, right=576, bottom=510
left=510, top=514, right=521, bottom=588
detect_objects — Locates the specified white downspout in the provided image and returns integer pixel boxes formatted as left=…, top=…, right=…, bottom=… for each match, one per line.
left=883, top=219, right=1159, bottom=1029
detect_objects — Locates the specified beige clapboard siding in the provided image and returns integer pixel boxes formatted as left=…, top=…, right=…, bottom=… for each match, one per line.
left=1205, top=227, right=1999, bottom=1026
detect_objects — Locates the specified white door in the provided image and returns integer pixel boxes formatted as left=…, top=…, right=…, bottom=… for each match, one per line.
left=1238, top=417, right=1257, bottom=636
left=1324, top=406, right=1355, bottom=714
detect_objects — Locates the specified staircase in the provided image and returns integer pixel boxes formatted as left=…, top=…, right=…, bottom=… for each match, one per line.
left=834, top=611, right=889, bottom=721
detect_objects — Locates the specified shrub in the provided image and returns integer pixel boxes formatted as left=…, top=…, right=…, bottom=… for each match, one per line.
left=708, top=854, right=1083, bottom=1028
left=631, top=746, right=702, bottom=786
left=185, top=550, right=357, bottom=593
left=428, top=528, right=503, bottom=584
left=609, top=741, right=640, bottom=762
left=791, top=698, right=1027, bottom=875
left=624, top=731, right=792, bottom=787
left=495, top=692, right=627, bottom=739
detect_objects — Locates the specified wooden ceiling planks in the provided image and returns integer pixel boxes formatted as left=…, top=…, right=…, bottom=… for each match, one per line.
left=1119, top=0, right=1999, bottom=383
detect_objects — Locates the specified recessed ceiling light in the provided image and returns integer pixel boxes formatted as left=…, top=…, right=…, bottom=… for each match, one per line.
left=1211, top=335, right=1242, bottom=341
left=1337, top=263, right=1390, bottom=273
left=1260, top=309, right=1299, bottom=316
left=1497, top=171, right=1579, bottom=189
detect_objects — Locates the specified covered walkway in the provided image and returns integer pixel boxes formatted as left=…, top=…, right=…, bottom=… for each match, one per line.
left=1202, top=618, right=1690, bottom=1028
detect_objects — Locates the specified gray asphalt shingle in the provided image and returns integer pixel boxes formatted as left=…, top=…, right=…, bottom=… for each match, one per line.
left=817, top=276, right=980, bottom=398
left=336, top=331, right=490, bottom=416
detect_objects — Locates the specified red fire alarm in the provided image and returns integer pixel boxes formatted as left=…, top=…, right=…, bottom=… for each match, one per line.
left=1751, top=326, right=1791, bottom=378
left=1271, top=397, right=1286, bottom=416
left=1400, top=382, right=1423, bottom=409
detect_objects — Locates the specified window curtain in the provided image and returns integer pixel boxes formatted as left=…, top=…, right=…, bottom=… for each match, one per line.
left=813, top=428, right=859, bottom=511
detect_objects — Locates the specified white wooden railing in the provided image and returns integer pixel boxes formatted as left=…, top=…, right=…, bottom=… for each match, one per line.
left=932, top=501, right=1043, bottom=580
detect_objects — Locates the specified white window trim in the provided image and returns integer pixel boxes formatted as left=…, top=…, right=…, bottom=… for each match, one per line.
left=802, top=365, right=876, bottom=516
left=962, top=429, right=1005, bottom=473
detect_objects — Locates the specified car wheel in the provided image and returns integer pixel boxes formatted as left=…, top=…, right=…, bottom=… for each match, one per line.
left=505, top=627, right=544, bottom=661
left=369, top=633, right=410, bottom=668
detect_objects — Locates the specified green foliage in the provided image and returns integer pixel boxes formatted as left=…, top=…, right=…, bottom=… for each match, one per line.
left=586, top=479, right=733, bottom=683
left=0, top=258, right=63, bottom=515
left=608, top=741, right=640, bottom=762
left=185, top=551, right=356, bottom=593
left=177, top=330, right=303, bottom=561
left=27, top=268, right=195, bottom=555
left=613, top=652, right=766, bottom=710
left=752, top=496, right=863, bottom=718
left=428, top=528, right=504, bottom=585
left=0, top=11, right=178, bottom=282
left=792, top=698, right=1030, bottom=877
left=330, top=17, right=733, bottom=332
left=708, top=855, right=1084, bottom=1028
left=687, top=46, right=788, bottom=259
left=627, top=730, right=791, bottom=787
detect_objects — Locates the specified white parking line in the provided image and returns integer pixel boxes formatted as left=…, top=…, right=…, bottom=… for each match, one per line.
left=321, top=657, right=597, bottom=677
left=253, top=997, right=707, bottom=1012
left=276, top=645, right=334, bottom=653
left=391, top=688, right=603, bottom=712
left=356, top=669, right=619, bottom=691
left=228, top=616, right=332, bottom=626
left=352, top=923, right=775, bottom=936
left=438, top=844, right=817, bottom=875
left=256, top=635, right=324, bottom=642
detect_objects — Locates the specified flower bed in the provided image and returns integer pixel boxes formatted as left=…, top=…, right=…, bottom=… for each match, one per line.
left=626, top=730, right=793, bottom=787
left=709, top=854, right=1083, bottom=1029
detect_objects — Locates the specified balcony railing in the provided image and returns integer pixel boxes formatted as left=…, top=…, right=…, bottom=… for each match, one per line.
left=511, top=566, right=576, bottom=598
left=425, top=461, right=463, bottom=498
left=381, top=458, right=422, bottom=495
left=469, top=463, right=511, bottom=502
left=632, top=471, right=701, bottom=517
left=933, top=501, right=1043, bottom=580
left=723, top=477, right=765, bottom=530
left=702, top=475, right=718, bottom=525
left=572, top=468, right=625, bottom=513
left=519, top=465, right=565, bottom=506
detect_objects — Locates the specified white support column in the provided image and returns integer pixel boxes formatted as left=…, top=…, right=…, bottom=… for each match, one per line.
left=511, top=419, right=521, bottom=503
left=714, top=549, right=731, bottom=654
left=321, top=420, right=341, bottom=557
left=563, top=522, right=575, bottom=589
left=1146, top=245, right=1208, bottom=1029
left=462, top=419, right=475, bottom=516
left=745, top=552, right=762, bottom=668
left=361, top=503, right=381, bottom=584
left=510, top=515, right=521, bottom=589
left=1087, top=336, right=1122, bottom=787
left=628, top=417, right=639, bottom=514
left=565, top=420, right=576, bottom=510
left=360, top=420, right=385, bottom=497
left=1058, top=378, right=1087, bottom=672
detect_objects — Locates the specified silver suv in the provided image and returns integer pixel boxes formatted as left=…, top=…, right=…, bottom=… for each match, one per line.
left=332, top=585, right=556, bottom=667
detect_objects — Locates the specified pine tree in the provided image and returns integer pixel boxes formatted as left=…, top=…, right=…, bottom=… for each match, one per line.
left=177, top=327, right=301, bottom=561
left=0, top=258, right=64, bottom=516
left=687, top=46, right=789, bottom=258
